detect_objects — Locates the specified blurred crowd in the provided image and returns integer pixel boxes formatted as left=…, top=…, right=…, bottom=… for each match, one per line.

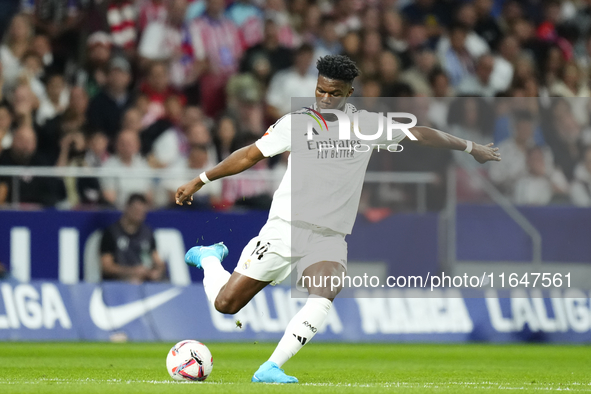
left=1, top=0, right=591, bottom=212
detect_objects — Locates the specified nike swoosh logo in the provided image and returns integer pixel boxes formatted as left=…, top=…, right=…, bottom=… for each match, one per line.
left=89, top=287, right=183, bottom=331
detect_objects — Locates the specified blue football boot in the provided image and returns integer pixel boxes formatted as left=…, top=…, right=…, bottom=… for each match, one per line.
left=251, top=361, right=298, bottom=383
left=184, top=242, right=229, bottom=269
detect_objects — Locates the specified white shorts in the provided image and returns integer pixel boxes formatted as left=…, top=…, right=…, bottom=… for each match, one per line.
left=233, top=216, right=348, bottom=288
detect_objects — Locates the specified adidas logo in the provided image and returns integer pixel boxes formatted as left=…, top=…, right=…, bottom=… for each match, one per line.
left=292, top=334, right=307, bottom=345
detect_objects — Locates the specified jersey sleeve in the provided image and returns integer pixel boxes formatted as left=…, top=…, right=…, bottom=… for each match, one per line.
left=255, top=115, right=291, bottom=157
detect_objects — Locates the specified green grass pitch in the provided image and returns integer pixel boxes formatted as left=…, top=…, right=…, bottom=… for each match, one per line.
left=0, top=342, right=590, bottom=393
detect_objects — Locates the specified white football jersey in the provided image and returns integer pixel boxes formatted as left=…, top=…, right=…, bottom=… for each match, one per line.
left=255, top=103, right=407, bottom=235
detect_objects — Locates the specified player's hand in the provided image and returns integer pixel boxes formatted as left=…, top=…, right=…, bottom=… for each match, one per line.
left=471, top=142, right=501, bottom=164
left=175, top=179, right=202, bottom=205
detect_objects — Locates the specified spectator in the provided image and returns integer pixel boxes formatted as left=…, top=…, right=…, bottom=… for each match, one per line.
left=21, top=50, right=46, bottom=102
left=474, top=0, right=503, bottom=50
left=121, top=107, right=144, bottom=135
left=514, top=146, right=569, bottom=205
left=438, top=2, right=490, bottom=59
left=456, top=53, right=498, bottom=97
left=264, top=0, right=300, bottom=48
left=490, top=35, right=519, bottom=93
left=100, top=193, right=166, bottom=283
left=400, top=49, right=437, bottom=96
left=55, top=125, right=105, bottom=207
left=382, top=10, right=408, bottom=61
left=139, top=61, right=184, bottom=127
left=11, top=82, right=38, bottom=129
left=0, top=125, right=64, bottom=206
left=37, top=86, right=88, bottom=164
left=359, top=78, right=387, bottom=113
left=340, top=30, right=361, bottom=64
left=226, top=0, right=265, bottom=49
left=309, top=16, right=342, bottom=74
left=233, top=87, right=265, bottom=136
left=36, top=73, right=69, bottom=126
left=401, top=0, right=450, bottom=37
left=0, top=14, right=33, bottom=88
left=77, top=32, right=112, bottom=99
left=239, top=19, right=294, bottom=86
left=101, top=130, right=154, bottom=208
left=439, top=23, right=475, bottom=87
left=85, top=130, right=110, bottom=168
left=378, top=50, right=402, bottom=96
left=87, top=57, right=133, bottom=142
left=213, top=115, right=238, bottom=163
left=512, top=53, right=538, bottom=86
left=140, top=97, right=191, bottom=157
left=22, top=0, right=80, bottom=53
left=0, top=102, right=13, bottom=155
left=149, top=97, right=193, bottom=168
left=358, top=30, right=383, bottom=79
left=550, top=62, right=590, bottom=97
left=104, top=0, right=138, bottom=54
left=570, top=147, right=591, bottom=206
left=266, top=43, right=315, bottom=118
left=185, top=121, right=217, bottom=168
left=490, top=110, right=552, bottom=194
left=544, top=104, right=587, bottom=181
left=183, top=0, right=244, bottom=117
left=138, top=0, right=188, bottom=88
left=428, top=67, right=454, bottom=127
left=162, top=144, right=222, bottom=208
left=31, top=34, right=58, bottom=73
left=138, top=0, right=168, bottom=33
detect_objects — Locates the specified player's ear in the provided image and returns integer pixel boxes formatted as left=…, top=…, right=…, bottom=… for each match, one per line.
left=347, top=85, right=354, bottom=97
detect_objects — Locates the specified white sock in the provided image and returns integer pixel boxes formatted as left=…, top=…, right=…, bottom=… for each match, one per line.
left=201, top=256, right=231, bottom=306
left=268, top=296, right=332, bottom=367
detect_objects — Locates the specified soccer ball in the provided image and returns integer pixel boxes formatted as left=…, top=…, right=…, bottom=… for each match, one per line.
left=166, top=340, right=213, bottom=381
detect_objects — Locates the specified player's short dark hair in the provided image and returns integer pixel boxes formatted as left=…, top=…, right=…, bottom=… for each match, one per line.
left=127, top=193, right=148, bottom=206
left=316, top=55, right=361, bottom=84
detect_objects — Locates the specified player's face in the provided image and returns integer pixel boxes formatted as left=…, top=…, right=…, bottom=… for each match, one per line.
left=315, top=75, right=354, bottom=110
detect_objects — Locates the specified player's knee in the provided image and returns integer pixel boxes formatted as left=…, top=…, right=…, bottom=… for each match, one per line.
left=214, top=296, right=242, bottom=315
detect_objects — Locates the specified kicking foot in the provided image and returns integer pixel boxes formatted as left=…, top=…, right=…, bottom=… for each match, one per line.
left=251, top=361, right=298, bottom=383
left=184, top=242, right=229, bottom=269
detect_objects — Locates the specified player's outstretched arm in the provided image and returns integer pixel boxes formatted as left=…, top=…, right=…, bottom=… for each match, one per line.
left=407, top=126, right=501, bottom=164
left=175, top=143, right=266, bottom=205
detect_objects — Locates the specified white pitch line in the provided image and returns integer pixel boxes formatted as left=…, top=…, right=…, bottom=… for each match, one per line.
left=0, top=378, right=590, bottom=391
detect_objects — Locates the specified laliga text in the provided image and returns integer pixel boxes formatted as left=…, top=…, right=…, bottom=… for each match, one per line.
left=301, top=272, right=572, bottom=292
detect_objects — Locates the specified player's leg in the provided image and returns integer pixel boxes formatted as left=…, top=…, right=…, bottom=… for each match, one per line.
left=185, top=241, right=270, bottom=314
left=252, top=260, right=345, bottom=384
left=213, top=272, right=270, bottom=314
